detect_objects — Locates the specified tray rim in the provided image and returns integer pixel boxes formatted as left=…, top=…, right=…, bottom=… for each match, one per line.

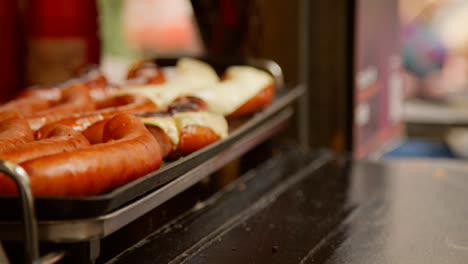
left=0, top=57, right=300, bottom=221
left=0, top=106, right=296, bottom=242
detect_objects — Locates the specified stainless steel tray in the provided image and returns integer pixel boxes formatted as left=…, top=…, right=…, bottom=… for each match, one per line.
left=0, top=57, right=303, bottom=262
left=0, top=57, right=288, bottom=221
left=0, top=105, right=295, bottom=241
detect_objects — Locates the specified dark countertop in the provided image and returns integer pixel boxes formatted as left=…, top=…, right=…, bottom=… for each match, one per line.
left=110, top=150, right=468, bottom=264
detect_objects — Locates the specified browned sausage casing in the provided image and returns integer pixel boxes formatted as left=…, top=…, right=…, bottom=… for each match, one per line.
left=2, top=67, right=109, bottom=116
left=145, top=126, right=174, bottom=158
left=126, top=59, right=166, bottom=85
left=227, top=84, right=275, bottom=118
left=0, top=113, right=162, bottom=196
left=167, top=125, right=220, bottom=159
left=81, top=118, right=108, bottom=145
left=0, top=111, right=34, bottom=153
left=0, top=96, right=54, bottom=117
left=0, top=125, right=90, bottom=164
left=36, top=94, right=158, bottom=139
left=26, top=85, right=96, bottom=130
left=167, top=96, right=209, bottom=114
left=16, top=67, right=109, bottom=102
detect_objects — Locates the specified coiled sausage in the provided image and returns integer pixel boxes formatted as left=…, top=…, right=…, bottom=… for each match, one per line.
left=0, top=111, right=34, bottom=153
left=0, top=113, right=162, bottom=196
left=0, top=125, right=89, bottom=164
left=36, top=94, right=157, bottom=139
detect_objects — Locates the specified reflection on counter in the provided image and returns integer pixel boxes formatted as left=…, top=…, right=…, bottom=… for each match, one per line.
left=316, top=159, right=468, bottom=264
left=109, top=150, right=468, bottom=263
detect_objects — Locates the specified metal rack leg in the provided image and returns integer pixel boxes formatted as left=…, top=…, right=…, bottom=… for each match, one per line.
left=89, top=239, right=101, bottom=263
left=0, top=160, right=39, bottom=263
left=0, top=241, right=10, bottom=263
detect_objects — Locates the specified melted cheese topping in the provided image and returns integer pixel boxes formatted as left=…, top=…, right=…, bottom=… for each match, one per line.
left=141, top=111, right=228, bottom=149
left=172, top=111, right=228, bottom=139
left=118, top=60, right=274, bottom=116
left=116, top=58, right=220, bottom=108
left=141, top=116, right=180, bottom=147
left=191, top=66, right=273, bottom=116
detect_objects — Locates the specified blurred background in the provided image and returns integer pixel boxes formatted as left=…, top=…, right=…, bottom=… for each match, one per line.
left=0, top=0, right=300, bottom=88
left=397, top=0, right=468, bottom=159
left=3, top=1, right=468, bottom=263
left=3, top=0, right=468, bottom=157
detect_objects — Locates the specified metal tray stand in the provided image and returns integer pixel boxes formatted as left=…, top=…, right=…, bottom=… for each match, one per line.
left=0, top=57, right=304, bottom=263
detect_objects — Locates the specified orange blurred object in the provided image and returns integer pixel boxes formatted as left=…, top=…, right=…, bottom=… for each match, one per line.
left=122, top=0, right=203, bottom=55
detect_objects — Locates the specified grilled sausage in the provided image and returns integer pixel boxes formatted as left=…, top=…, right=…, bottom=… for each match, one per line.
left=0, top=96, right=55, bottom=117
left=94, top=94, right=157, bottom=111
left=0, top=67, right=107, bottom=117
left=167, top=125, right=220, bottom=159
left=81, top=118, right=108, bottom=145
left=36, top=94, right=158, bottom=139
left=0, top=113, right=162, bottom=196
left=145, top=125, right=174, bottom=158
left=167, top=96, right=209, bottom=114
left=227, top=84, right=275, bottom=118
left=0, top=110, right=23, bottom=122
left=26, top=85, right=96, bottom=130
left=140, top=111, right=228, bottom=159
left=0, top=111, right=34, bottom=153
left=16, top=66, right=109, bottom=102
left=189, top=65, right=275, bottom=117
left=0, top=125, right=90, bottom=164
left=126, top=59, right=166, bottom=85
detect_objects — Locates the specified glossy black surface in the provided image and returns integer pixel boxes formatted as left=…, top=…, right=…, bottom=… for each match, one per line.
left=111, top=152, right=468, bottom=263
left=308, top=159, right=468, bottom=264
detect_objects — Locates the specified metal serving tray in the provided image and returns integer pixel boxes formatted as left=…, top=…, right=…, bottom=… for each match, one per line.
left=0, top=105, right=296, bottom=242
left=0, top=57, right=303, bottom=224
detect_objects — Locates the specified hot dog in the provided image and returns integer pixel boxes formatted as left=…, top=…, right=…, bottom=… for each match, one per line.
left=126, top=59, right=166, bottom=85
left=0, top=125, right=89, bottom=164
left=0, top=111, right=34, bottom=153
left=166, top=96, right=209, bottom=113
left=226, top=84, right=275, bottom=118
left=80, top=106, right=227, bottom=159
left=0, top=113, right=162, bottom=196
left=116, top=58, right=220, bottom=109
left=190, top=66, right=275, bottom=117
left=144, top=125, right=174, bottom=158
left=120, top=61, right=274, bottom=117
left=140, top=111, right=228, bottom=159
left=172, top=125, right=221, bottom=158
